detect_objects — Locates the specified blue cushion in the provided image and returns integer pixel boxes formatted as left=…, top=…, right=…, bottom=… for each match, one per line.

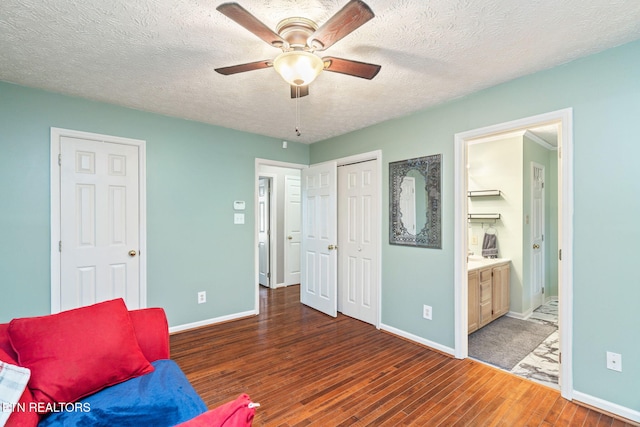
left=38, top=360, right=207, bottom=427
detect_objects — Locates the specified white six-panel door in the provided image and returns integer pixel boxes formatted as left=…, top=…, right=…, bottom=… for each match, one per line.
left=301, top=162, right=338, bottom=317
left=284, top=175, right=301, bottom=286
left=531, top=162, right=546, bottom=309
left=59, top=136, right=141, bottom=311
left=337, top=160, right=378, bottom=325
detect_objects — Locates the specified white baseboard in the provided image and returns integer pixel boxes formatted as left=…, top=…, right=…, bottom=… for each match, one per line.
left=573, top=391, right=640, bottom=424
left=380, top=323, right=455, bottom=357
left=169, top=310, right=256, bottom=334
left=507, top=308, right=533, bottom=320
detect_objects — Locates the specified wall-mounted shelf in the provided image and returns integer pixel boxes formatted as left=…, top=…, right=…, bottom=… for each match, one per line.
left=468, top=213, right=501, bottom=220
left=468, top=190, right=501, bottom=197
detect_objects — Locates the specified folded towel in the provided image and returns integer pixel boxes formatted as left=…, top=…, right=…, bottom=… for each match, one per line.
left=482, top=232, right=498, bottom=258
left=0, top=361, right=31, bottom=425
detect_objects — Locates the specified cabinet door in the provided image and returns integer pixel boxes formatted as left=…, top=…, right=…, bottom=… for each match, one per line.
left=468, top=271, right=479, bottom=334
left=479, top=268, right=493, bottom=327
left=492, top=264, right=510, bottom=319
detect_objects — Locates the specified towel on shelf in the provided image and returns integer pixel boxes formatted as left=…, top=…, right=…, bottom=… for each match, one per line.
left=482, top=232, right=498, bottom=258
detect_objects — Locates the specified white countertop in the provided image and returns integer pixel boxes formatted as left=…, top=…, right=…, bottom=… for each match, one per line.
left=467, top=255, right=511, bottom=271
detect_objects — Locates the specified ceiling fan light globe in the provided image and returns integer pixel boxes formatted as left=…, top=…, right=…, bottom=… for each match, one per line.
left=273, top=51, right=324, bottom=86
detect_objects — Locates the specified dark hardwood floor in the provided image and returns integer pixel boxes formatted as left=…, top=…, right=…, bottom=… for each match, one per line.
left=170, top=285, right=635, bottom=426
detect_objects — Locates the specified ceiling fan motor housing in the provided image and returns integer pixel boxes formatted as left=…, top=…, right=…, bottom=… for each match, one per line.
left=275, top=17, right=318, bottom=51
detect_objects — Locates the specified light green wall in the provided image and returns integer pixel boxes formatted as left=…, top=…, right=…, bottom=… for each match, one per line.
left=0, top=82, right=309, bottom=327
left=468, top=137, right=524, bottom=313
left=310, top=40, right=640, bottom=412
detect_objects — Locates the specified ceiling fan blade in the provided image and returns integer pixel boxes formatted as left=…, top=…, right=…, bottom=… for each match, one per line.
left=308, top=0, right=374, bottom=51
left=291, top=85, right=309, bottom=98
left=217, top=3, right=287, bottom=48
left=215, top=60, right=273, bottom=75
left=322, top=57, right=381, bottom=80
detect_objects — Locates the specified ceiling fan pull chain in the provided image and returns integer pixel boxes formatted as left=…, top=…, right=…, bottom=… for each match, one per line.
left=295, top=87, right=302, bottom=136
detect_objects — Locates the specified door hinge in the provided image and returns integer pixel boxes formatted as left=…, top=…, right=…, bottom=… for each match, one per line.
left=542, top=287, right=545, bottom=294
left=59, top=241, right=62, bottom=252
left=58, top=154, right=62, bottom=166
left=559, top=249, right=562, bottom=261
left=559, top=352, right=562, bottom=364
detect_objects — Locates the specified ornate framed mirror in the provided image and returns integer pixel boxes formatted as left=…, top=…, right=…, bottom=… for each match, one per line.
left=389, top=154, right=442, bottom=248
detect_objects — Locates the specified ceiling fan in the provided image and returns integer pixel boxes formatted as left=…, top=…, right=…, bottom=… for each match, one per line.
left=214, top=0, right=381, bottom=98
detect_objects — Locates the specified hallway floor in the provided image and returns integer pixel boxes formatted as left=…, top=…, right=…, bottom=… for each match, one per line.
left=510, top=300, right=559, bottom=388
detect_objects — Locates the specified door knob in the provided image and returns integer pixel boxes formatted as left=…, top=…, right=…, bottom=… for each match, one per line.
left=129, top=250, right=137, bottom=257
left=532, top=244, right=540, bottom=249
left=288, top=236, right=293, bottom=240
left=328, top=245, right=338, bottom=251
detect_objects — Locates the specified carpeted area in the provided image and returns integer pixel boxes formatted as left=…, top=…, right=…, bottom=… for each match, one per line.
left=468, top=315, right=557, bottom=370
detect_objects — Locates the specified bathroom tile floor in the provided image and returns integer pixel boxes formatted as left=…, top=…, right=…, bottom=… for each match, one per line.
left=510, top=300, right=559, bottom=389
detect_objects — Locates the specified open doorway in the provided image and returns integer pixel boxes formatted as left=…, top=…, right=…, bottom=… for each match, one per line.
left=453, top=108, right=574, bottom=401
left=465, top=128, right=559, bottom=389
left=257, top=164, right=302, bottom=289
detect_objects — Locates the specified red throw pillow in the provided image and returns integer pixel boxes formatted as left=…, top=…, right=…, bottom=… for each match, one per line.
left=175, top=394, right=256, bottom=427
left=0, top=348, right=39, bottom=427
left=8, top=299, right=154, bottom=412
left=0, top=323, right=18, bottom=360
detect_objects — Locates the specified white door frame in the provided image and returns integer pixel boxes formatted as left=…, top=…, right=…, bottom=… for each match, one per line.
left=50, top=127, right=147, bottom=313
left=453, top=108, right=573, bottom=401
left=254, top=151, right=382, bottom=328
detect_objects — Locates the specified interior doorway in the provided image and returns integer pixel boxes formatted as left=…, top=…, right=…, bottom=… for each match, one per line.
left=50, top=128, right=147, bottom=313
left=257, top=165, right=302, bottom=290
left=453, top=108, right=574, bottom=401
left=465, top=130, right=558, bottom=389
left=255, top=151, right=382, bottom=328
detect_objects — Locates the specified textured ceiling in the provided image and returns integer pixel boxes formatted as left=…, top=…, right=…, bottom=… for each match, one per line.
left=1, top=0, right=639, bottom=144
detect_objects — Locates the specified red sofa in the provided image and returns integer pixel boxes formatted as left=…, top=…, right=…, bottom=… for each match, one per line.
left=0, top=299, right=255, bottom=427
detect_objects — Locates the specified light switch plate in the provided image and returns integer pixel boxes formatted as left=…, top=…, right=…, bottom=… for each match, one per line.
left=234, top=213, right=245, bottom=224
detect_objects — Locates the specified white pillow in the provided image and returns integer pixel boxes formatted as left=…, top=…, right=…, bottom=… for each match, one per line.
left=0, top=361, right=31, bottom=426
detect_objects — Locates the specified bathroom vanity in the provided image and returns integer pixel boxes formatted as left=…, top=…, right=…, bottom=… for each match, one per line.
left=468, top=256, right=510, bottom=334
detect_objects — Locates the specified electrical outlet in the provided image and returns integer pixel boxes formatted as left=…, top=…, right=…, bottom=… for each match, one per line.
left=606, top=351, right=622, bottom=372
left=423, top=304, right=432, bottom=320
left=198, top=291, right=206, bottom=304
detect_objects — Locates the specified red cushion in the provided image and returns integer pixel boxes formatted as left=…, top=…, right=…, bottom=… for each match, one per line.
left=176, top=394, right=256, bottom=427
left=128, top=308, right=170, bottom=362
left=0, top=348, right=39, bottom=427
left=0, top=323, right=18, bottom=361
left=8, top=299, right=154, bottom=413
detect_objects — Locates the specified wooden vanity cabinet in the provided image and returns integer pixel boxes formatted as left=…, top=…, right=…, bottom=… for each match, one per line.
left=478, top=268, right=493, bottom=328
left=468, top=262, right=510, bottom=334
left=468, top=270, right=479, bottom=333
left=492, top=263, right=510, bottom=319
